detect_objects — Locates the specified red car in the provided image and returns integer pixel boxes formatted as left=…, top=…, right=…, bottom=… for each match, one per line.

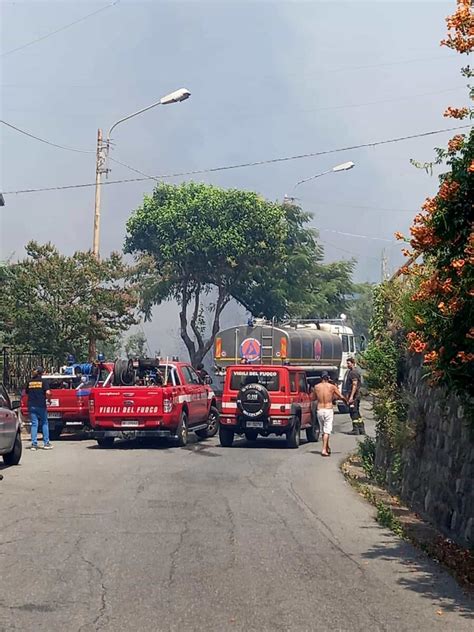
left=219, top=365, right=319, bottom=448
left=89, top=360, right=219, bottom=448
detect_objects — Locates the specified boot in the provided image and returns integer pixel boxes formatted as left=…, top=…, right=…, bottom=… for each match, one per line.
left=349, top=423, right=359, bottom=435
left=357, top=421, right=366, bottom=435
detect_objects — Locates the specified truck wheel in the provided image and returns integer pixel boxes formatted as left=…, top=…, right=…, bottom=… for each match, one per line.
left=196, top=406, right=220, bottom=439
left=306, top=419, right=320, bottom=443
left=244, top=431, right=258, bottom=442
left=286, top=417, right=301, bottom=449
left=176, top=411, right=188, bottom=447
left=219, top=426, right=234, bottom=447
left=3, top=431, right=22, bottom=466
left=49, top=424, right=63, bottom=441
left=96, top=437, right=114, bottom=449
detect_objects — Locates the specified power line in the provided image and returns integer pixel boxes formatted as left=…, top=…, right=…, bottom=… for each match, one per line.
left=319, top=229, right=396, bottom=243
left=301, top=198, right=415, bottom=213
left=1, top=1, right=120, bottom=58
left=1, top=120, right=94, bottom=154
left=3, top=124, right=472, bottom=196
left=108, top=156, right=160, bottom=182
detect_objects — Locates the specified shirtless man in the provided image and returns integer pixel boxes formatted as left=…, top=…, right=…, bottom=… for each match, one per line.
left=312, top=372, right=347, bottom=457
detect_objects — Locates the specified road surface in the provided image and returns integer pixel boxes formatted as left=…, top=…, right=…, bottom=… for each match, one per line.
left=0, top=410, right=472, bottom=631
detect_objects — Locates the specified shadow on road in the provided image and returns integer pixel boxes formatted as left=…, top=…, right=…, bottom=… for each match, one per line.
left=86, top=436, right=218, bottom=453
left=361, top=538, right=474, bottom=619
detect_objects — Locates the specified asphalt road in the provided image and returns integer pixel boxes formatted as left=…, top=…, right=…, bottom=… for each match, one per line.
left=0, top=409, right=472, bottom=632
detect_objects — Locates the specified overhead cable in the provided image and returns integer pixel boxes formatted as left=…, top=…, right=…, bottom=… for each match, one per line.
left=1, top=120, right=94, bottom=153
left=1, top=1, right=120, bottom=58
left=3, top=124, right=472, bottom=196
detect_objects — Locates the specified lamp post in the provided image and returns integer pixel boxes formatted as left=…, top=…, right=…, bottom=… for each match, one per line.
left=88, top=88, right=191, bottom=360
left=92, top=88, right=191, bottom=258
left=283, top=161, right=355, bottom=204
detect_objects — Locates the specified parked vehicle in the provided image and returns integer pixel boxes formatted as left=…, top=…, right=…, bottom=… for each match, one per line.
left=89, top=359, right=219, bottom=448
left=0, top=383, right=22, bottom=466
left=219, top=365, right=319, bottom=449
left=20, top=361, right=113, bottom=439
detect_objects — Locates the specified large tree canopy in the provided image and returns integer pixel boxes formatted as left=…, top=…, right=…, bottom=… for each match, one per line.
left=126, top=182, right=354, bottom=366
left=0, top=241, right=137, bottom=360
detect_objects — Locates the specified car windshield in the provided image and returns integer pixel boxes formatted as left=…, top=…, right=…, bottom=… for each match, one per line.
left=230, top=370, right=280, bottom=391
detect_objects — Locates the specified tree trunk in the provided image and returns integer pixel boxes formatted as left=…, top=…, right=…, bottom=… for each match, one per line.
left=179, top=283, right=229, bottom=367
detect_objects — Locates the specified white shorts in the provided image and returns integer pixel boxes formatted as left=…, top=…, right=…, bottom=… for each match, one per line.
left=317, top=409, right=334, bottom=435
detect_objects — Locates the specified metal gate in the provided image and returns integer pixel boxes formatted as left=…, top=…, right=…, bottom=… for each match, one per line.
left=1, top=348, right=60, bottom=393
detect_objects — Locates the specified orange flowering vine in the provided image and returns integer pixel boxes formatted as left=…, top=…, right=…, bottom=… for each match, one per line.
left=441, top=0, right=474, bottom=54
left=424, top=350, right=438, bottom=364
left=443, top=106, right=469, bottom=119
left=447, top=134, right=465, bottom=153
left=438, top=179, right=460, bottom=200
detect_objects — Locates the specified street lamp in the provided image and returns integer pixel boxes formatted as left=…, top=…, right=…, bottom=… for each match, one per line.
left=92, top=88, right=191, bottom=257
left=283, top=161, right=355, bottom=203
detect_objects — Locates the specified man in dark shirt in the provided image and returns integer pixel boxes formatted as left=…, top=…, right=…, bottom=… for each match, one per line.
left=25, top=367, right=52, bottom=450
left=342, top=357, right=365, bottom=435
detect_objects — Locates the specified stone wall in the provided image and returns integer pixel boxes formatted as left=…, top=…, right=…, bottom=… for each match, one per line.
left=399, top=356, right=473, bottom=548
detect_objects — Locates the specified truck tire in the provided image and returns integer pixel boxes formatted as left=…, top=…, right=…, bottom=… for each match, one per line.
left=3, top=431, right=22, bottom=466
left=286, top=417, right=301, bottom=449
left=196, top=406, right=220, bottom=439
left=96, top=437, right=114, bottom=449
left=244, top=431, right=258, bottom=442
left=219, top=426, right=234, bottom=447
left=49, top=423, right=63, bottom=441
left=176, top=411, right=188, bottom=447
left=114, top=359, right=134, bottom=386
left=305, top=418, right=320, bottom=443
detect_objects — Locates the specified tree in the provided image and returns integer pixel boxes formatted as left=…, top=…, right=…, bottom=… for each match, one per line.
left=346, top=282, right=376, bottom=340
left=124, top=331, right=148, bottom=358
left=126, top=182, right=353, bottom=366
left=394, top=0, right=474, bottom=398
left=0, top=241, right=138, bottom=359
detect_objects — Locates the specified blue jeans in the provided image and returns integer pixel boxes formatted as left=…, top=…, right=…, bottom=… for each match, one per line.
left=29, top=406, right=50, bottom=446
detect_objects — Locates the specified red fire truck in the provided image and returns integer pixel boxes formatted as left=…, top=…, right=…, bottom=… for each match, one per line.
left=89, top=359, right=219, bottom=448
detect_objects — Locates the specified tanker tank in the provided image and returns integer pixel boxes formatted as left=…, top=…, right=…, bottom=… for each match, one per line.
left=214, top=321, right=342, bottom=382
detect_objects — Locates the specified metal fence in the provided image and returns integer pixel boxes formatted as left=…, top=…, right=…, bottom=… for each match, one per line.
left=1, top=348, right=60, bottom=394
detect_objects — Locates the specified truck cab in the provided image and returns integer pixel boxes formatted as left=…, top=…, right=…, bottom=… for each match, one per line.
left=219, top=365, right=320, bottom=449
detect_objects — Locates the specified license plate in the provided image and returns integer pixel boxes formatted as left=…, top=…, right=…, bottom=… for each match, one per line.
left=48, top=412, right=62, bottom=419
left=246, top=421, right=263, bottom=428
left=121, top=420, right=139, bottom=427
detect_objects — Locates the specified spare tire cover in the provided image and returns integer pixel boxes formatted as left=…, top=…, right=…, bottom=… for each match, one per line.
left=237, top=383, right=270, bottom=418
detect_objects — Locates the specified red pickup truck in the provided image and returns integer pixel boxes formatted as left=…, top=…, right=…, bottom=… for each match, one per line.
left=89, top=360, right=219, bottom=448
left=20, top=363, right=113, bottom=439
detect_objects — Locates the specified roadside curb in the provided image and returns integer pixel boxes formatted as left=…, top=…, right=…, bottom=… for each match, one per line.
left=342, top=452, right=474, bottom=594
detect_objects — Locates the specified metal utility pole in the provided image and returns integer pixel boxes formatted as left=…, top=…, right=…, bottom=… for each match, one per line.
left=92, top=128, right=107, bottom=259
left=381, top=249, right=389, bottom=282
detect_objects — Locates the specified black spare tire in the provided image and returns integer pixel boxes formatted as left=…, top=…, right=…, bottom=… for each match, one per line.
left=237, top=383, right=270, bottom=418
left=114, top=359, right=134, bottom=386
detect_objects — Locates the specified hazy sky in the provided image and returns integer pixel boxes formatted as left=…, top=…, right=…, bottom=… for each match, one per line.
left=1, top=1, right=469, bottom=355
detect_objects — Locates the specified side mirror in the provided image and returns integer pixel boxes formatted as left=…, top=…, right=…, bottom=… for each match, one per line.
left=12, top=400, right=21, bottom=410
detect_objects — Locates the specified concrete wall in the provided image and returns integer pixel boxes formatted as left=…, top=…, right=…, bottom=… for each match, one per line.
left=399, top=356, right=473, bottom=548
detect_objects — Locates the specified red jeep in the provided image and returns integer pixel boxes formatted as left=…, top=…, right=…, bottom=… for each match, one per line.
left=219, top=365, right=319, bottom=448
left=89, top=360, right=219, bottom=448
